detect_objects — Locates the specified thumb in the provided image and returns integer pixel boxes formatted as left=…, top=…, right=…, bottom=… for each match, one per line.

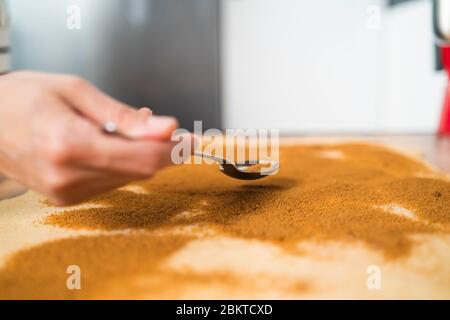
left=57, top=76, right=178, bottom=140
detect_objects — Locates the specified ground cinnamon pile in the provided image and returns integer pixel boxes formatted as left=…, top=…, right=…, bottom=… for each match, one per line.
left=44, top=143, right=450, bottom=257
left=0, top=143, right=449, bottom=299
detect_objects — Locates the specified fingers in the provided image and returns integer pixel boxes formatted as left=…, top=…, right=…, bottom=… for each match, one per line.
left=42, top=167, right=134, bottom=206
left=84, top=132, right=197, bottom=176
left=54, top=75, right=178, bottom=140
left=86, top=135, right=177, bottom=177
left=40, top=98, right=181, bottom=184
left=37, top=103, right=175, bottom=178
left=43, top=136, right=176, bottom=205
left=63, top=117, right=176, bottom=177
left=144, top=116, right=179, bottom=140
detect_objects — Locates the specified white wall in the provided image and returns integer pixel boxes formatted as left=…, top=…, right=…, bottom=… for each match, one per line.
left=222, top=0, right=446, bottom=133
left=378, top=0, right=445, bottom=132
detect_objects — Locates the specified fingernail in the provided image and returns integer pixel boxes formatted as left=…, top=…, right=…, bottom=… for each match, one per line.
left=146, top=116, right=178, bottom=138
left=127, top=115, right=177, bottom=139
left=138, top=107, right=152, bottom=117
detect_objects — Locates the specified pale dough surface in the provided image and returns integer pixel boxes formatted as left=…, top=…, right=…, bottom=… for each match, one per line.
left=0, top=140, right=449, bottom=299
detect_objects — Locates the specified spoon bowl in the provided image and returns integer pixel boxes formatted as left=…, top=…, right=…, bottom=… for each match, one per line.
left=194, top=152, right=279, bottom=180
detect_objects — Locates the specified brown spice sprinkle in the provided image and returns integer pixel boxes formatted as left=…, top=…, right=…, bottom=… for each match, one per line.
left=0, top=234, right=205, bottom=299
left=0, top=143, right=449, bottom=299
left=44, top=143, right=450, bottom=258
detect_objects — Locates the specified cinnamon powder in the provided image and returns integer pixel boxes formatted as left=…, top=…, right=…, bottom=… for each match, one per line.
left=0, top=143, right=449, bottom=299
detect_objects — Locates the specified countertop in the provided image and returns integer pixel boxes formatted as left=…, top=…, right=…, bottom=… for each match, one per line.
left=0, top=134, right=449, bottom=299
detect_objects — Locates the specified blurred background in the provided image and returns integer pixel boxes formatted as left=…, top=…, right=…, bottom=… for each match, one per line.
left=4, top=0, right=446, bottom=133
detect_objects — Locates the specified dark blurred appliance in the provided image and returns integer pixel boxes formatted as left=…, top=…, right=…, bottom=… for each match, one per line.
left=8, top=0, right=221, bottom=130
left=0, top=0, right=9, bottom=74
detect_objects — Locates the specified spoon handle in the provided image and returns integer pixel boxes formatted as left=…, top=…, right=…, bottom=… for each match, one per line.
left=193, top=152, right=230, bottom=165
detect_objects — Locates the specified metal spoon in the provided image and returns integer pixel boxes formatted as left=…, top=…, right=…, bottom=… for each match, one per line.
left=101, top=122, right=279, bottom=180
left=193, top=152, right=279, bottom=180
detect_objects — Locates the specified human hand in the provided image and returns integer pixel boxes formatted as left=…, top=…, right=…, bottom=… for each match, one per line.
left=0, top=71, right=180, bottom=205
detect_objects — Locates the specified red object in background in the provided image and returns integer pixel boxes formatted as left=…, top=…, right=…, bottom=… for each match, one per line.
left=439, top=47, right=450, bottom=135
